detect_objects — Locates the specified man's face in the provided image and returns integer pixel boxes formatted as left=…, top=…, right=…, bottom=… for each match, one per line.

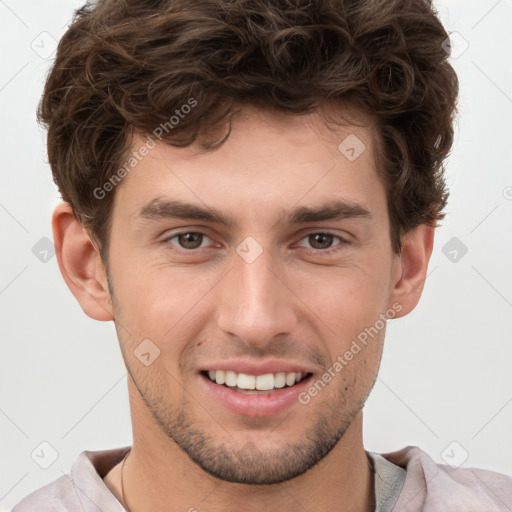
left=106, top=105, right=401, bottom=484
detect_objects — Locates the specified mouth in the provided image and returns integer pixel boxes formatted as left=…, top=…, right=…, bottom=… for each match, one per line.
left=201, top=370, right=312, bottom=394
left=199, top=368, right=314, bottom=417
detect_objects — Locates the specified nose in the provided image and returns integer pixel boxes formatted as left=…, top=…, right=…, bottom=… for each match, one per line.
left=215, top=241, right=299, bottom=349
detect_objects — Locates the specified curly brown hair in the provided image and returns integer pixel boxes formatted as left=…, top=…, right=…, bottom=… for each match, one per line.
left=38, top=0, right=458, bottom=261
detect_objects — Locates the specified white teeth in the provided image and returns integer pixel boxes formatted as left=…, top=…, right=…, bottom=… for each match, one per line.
left=207, top=370, right=306, bottom=390
left=255, top=373, right=274, bottom=390
left=274, top=372, right=286, bottom=388
left=237, top=373, right=256, bottom=389
left=225, top=370, right=237, bottom=387
left=285, top=372, right=296, bottom=387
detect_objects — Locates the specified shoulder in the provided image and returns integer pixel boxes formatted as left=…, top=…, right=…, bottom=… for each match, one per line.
left=11, top=475, right=78, bottom=512
left=11, top=447, right=129, bottom=512
left=381, top=445, right=512, bottom=511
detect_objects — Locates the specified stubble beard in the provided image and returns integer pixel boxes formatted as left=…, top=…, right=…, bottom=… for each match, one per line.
left=127, top=362, right=372, bottom=485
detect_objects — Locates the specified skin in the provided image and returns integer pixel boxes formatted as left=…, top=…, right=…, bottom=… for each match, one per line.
left=53, top=103, right=433, bottom=512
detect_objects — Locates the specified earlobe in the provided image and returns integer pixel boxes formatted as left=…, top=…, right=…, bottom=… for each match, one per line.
left=52, top=202, right=114, bottom=321
left=389, top=224, right=435, bottom=318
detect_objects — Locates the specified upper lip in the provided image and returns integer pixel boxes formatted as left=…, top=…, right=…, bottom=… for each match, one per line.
left=201, top=358, right=315, bottom=376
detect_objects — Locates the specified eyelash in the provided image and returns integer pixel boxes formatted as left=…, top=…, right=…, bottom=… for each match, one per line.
left=163, top=231, right=348, bottom=255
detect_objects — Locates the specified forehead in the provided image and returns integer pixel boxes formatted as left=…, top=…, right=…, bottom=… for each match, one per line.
left=112, top=104, right=386, bottom=224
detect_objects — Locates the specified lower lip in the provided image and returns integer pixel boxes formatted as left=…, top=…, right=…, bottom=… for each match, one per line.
left=200, top=374, right=313, bottom=418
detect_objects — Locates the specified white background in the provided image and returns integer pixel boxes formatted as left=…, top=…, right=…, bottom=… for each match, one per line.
left=1, top=1, right=511, bottom=509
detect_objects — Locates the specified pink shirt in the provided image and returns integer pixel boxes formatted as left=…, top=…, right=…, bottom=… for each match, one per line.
left=12, top=445, right=512, bottom=511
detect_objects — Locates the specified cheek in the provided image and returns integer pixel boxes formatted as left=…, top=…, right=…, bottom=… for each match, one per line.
left=298, top=262, right=391, bottom=337
left=111, top=264, right=216, bottom=367
left=113, top=261, right=203, bottom=320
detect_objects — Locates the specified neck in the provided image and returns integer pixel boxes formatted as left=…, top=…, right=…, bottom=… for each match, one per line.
left=122, top=379, right=375, bottom=512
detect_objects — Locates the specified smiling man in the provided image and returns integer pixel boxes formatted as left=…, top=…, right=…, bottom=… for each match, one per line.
left=13, top=0, right=512, bottom=511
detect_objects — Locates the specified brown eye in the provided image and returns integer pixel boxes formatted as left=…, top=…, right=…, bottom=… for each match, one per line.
left=296, top=232, right=346, bottom=253
left=307, top=233, right=334, bottom=250
left=166, top=232, right=210, bottom=250
left=178, top=232, right=203, bottom=249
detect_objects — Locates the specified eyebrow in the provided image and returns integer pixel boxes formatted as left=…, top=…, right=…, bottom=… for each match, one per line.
left=135, top=197, right=372, bottom=228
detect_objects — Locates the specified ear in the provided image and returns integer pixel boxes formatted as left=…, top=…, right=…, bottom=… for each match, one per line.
left=388, top=224, right=434, bottom=318
left=52, top=202, right=113, bottom=321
